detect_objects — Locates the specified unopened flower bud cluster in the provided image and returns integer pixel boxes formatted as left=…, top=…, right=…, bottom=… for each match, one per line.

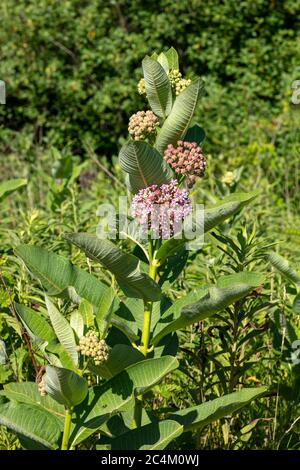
left=221, top=171, right=234, bottom=185
left=128, top=110, right=159, bottom=141
left=38, top=379, right=47, bottom=397
left=168, top=69, right=191, bottom=96
left=138, top=78, right=146, bottom=95
left=77, top=331, right=109, bottom=366
left=164, top=140, right=207, bottom=179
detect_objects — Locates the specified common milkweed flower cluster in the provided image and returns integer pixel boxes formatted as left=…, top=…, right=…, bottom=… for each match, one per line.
left=77, top=331, right=109, bottom=366
left=131, top=180, right=192, bottom=238
left=164, top=140, right=207, bottom=177
left=168, top=69, right=191, bottom=95
left=128, top=110, right=159, bottom=141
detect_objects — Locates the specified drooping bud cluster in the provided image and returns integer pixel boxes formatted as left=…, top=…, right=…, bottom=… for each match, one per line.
left=164, top=141, right=207, bottom=180
left=137, top=78, right=146, bottom=95
left=131, top=179, right=192, bottom=238
left=168, top=69, right=191, bottom=96
left=38, top=379, right=47, bottom=397
left=77, top=331, right=109, bottom=366
left=128, top=110, right=159, bottom=141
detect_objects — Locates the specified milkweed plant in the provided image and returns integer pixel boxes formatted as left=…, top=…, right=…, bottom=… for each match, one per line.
left=0, top=48, right=267, bottom=450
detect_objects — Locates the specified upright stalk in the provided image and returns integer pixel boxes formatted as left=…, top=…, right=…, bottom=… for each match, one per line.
left=132, top=240, right=160, bottom=428
left=140, top=241, right=159, bottom=357
left=61, top=407, right=73, bottom=450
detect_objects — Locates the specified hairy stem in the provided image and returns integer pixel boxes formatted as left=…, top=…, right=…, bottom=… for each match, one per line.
left=133, top=241, right=160, bottom=427
left=132, top=398, right=143, bottom=428
left=140, top=260, right=158, bottom=356
left=61, top=408, right=73, bottom=450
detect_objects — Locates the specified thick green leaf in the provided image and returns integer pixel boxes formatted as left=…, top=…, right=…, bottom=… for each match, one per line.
left=0, top=340, right=6, bottom=365
left=0, top=382, right=65, bottom=423
left=0, top=178, right=27, bottom=203
left=170, top=387, right=267, bottom=431
left=15, top=303, right=56, bottom=344
left=91, top=344, right=145, bottom=379
left=111, top=420, right=183, bottom=450
left=95, top=288, right=115, bottom=336
left=155, top=78, right=204, bottom=154
left=152, top=275, right=263, bottom=345
left=119, top=140, right=172, bottom=193
left=156, top=52, right=169, bottom=73
left=45, top=297, right=78, bottom=367
left=70, top=311, right=84, bottom=339
left=70, top=355, right=178, bottom=447
left=216, top=272, right=264, bottom=289
left=0, top=401, right=61, bottom=449
left=155, top=191, right=259, bottom=262
left=164, top=47, right=179, bottom=70
left=64, top=233, right=161, bottom=302
left=184, top=123, right=205, bottom=145
left=43, top=365, right=88, bottom=409
left=203, top=191, right=259, bottom=232
left=15, top=244, right=113, bottom=307
left=79, top=299, right=94, bottom=327
left=142, top=57, right=172, bottom=118
left=268, top=252, right=300, bottom=286
left=111, top=299, right=140, bottom=342
left=293, top=293, right=300, bottom=315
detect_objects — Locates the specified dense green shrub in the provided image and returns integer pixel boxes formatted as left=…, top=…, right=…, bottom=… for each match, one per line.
left=1, top=0, right=300, bottom=157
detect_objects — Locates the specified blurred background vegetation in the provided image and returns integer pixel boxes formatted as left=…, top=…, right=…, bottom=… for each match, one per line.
left=1, top=0, right=300, bottom=449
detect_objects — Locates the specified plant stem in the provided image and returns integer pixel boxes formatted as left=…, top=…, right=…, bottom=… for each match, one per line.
left=132, top=398, right=143, bottom=428
left=61, top=408, right=73, bottom=450
left=140, top=259, right=158, bottom=357
left=133, top=241, right=160, bottom=428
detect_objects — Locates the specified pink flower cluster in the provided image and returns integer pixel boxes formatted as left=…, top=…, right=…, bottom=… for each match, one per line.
left=164, top=140, right=207, bottom=177
left=131, top=180, right=192, bottom=239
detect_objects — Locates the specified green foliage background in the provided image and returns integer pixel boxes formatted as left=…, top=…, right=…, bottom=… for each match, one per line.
left=1, top=0, right=300, bottom=154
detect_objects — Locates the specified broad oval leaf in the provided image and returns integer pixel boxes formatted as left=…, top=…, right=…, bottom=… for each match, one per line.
left=184, top=123, right=205, bottom=145
left=119, top=140, right=172, bottom=193
left=155, top=191, right=259, bottom=263
left=64, top=233, right=161, bottom=302
left=216, top=272, right=264, bottom=289
left=45, top=297, right=78, bottom=367
left=142, top=57, right=172, bottom=118
left=0, top=382, right=65, bottom=423
left=293, top=293, right=300, bottom=315
left=152, top=274, right=264, bottom=345
left=155, top=78, right=204, bottom=154
left=170, top=387, right=267, bottom=431
left=70, top=311, right=84, bottom=339
left=164, top=47, right=179, bottom=70
left=15, top=244, right=113, bottom=307
left=95, top=287, right=115, bottom=336
left=70, top=355, right=178, bottom=447
left=0, top=178, right=27, bottom=203
left=79, top=299, right=94, bottom=328
left=90, top=344, right=145, bottom=379
left=43, top=365, right=88, bottom=409
left=268, top=252, right=300, bottom=286
left=15, top=303, right=56, bottom=344
left=111, top=419, right=183, bottom=450
left=156, top=52, right=169, bottom=73
left=0, top=401, right=61, bottom=449
left=0, top=340, right=6, bottom=365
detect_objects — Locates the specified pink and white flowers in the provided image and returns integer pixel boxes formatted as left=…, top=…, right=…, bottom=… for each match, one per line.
left=131, top=180, right=192, bottom=238
left=164, top=140, right=207, bottom=177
